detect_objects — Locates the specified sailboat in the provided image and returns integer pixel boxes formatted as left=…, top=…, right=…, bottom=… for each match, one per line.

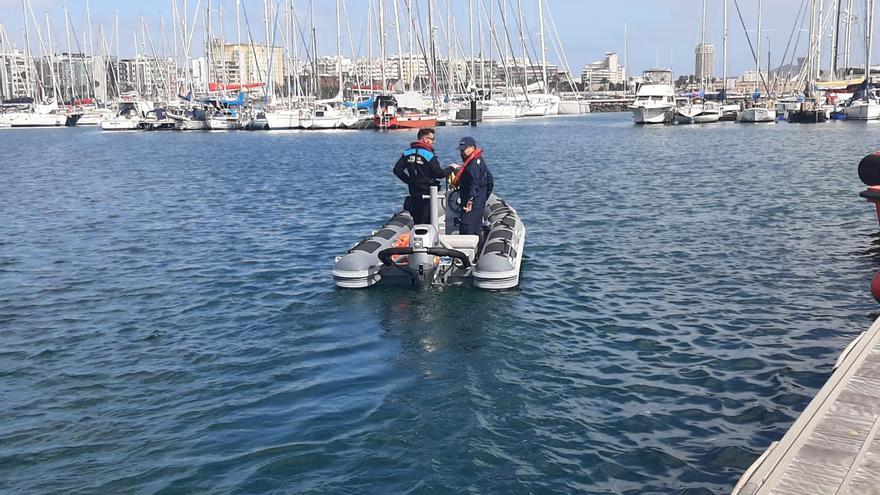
left=207, top=92, right=246, bottom=130
left=844, top=0, right=880, bottom=120
left=675, top=0, right=720, bottom=124
left=100, top=92, right=153, bottom=130
left=739, top=0, right=776, bottom=122
left=0, top=98, right=68, bottom=128
left=787, top=0, right=828, bottom=123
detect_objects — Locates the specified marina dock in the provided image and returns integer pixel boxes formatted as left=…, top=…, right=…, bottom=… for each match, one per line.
left=733, top=317, right=880, bottom=494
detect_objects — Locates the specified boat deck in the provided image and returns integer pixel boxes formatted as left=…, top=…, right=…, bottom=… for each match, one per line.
left=733, top=317, right=880, bottom=494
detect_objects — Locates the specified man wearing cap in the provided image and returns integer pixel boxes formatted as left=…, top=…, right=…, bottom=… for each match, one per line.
left=393, top=128, right=457, bottom=225
left=450, top=136, right=494, bottom=237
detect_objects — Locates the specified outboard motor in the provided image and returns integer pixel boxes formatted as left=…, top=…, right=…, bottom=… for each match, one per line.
left=408, top=225, right=441, bottom=287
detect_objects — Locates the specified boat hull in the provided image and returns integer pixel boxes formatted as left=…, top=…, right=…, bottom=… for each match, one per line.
left=302, top=116, right=341, bottom=129
left=739, top=107, right=776, bottom=122
left=100, top=118, right=140, bottom=131
left=375, top=114, right=438, bottom=129
left=482, top=103, right=519, bottom=120
left=175, top=119, right=210, bottom=130
left=208, top=118, right=242, bottom=130
left=558, top=100, right=591, bottom=114
left=786, top=109, right=828, bottom=123
left=632, top=105, right=674, bottom=124
left=265, top=111, right=302, bottom=129
left=77, top=110, right=113, bottom=126
left=0, top=112, right=67, bottom=128
left=333, top=193, right=525, bottom=290
left=843, top=101, right=880, bottom=120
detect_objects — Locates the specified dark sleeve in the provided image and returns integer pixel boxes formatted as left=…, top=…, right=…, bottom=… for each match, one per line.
left=462, top=167, right=477, bottom=203
left=485, top=163, right=494, bottom=197
left=393, top=154, right=410, bottom=184
left=426, top=157, right=453, bottom=179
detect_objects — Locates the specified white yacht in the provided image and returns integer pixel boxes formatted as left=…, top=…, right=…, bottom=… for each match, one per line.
left=631, top=69, right=676, bottom=124
left=0, top=100, right=68, bottom=128
left=675, top=101, right=721, bottom=124
left=739, top=104, right=776, bottom=122
left=78, top=107, right=115, bottom=126
left=843, top=94, right=880, bottom=120
left=557, top=97, right=591, bottom=115
left=301, top=103, right=344, bottom=129
left=100, top=100, right=152, bottom=131
left=208, top=108, right=243, bottom=130
left=482, top=99, right=520, bottom=120
left=265, top=108, right=303, bottom=130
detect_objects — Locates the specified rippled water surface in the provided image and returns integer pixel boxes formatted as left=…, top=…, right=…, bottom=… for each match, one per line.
left=3, top=114, right=880, bottom=494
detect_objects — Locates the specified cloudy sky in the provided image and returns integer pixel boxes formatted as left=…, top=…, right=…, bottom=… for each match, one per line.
left=0, top=0, right=871, bottom=77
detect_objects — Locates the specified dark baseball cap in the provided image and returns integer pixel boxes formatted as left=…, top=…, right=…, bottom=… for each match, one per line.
left=458, top=136, right=477, bottom=150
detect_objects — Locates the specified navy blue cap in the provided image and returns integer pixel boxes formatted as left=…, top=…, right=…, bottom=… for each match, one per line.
left=458, top=136, right=477, bottom=150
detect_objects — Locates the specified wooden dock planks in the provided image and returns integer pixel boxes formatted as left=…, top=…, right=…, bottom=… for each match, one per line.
left=733, top=317, right=880, bottom=495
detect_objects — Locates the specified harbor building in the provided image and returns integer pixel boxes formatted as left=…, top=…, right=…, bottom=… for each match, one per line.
left=115, top=56, right=176, bottom=99
left=0, top=49, right=31, bottom=100
left=694, top=43, right=715, bottom=82
left=581, top=52, right=625, bottom=91
left=208, top=42, right=285, bottom=91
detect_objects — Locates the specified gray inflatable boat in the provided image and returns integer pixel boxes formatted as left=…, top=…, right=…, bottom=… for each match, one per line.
left=333, top=186, right=525, bottom=289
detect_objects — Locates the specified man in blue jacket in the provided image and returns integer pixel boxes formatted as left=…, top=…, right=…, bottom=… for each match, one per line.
left=393, top=128, right=456, bottom=225
left=451, top=136, right=494, bottom=237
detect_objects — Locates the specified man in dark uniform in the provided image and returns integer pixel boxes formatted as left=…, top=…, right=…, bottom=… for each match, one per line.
left=393, top=128, right=456, bottom=225
left=451, top=136, right=494, bottom=237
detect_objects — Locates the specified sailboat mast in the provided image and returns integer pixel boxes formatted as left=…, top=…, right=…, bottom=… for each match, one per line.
left=219, top=3, right=227, bottom=94
left=336, top=0, right=343, bottom=98
left=469, top=0, right=475, bottom=85
left=807, top=0, right=816, bottom=89
left=428, top=0, right=435, bottom=90
left=539, top=0, right=546, bottom=92
left=380, top=0, right=386, bottom=90
left=488, top=0, right=494, bottom=91
left=478, top=0, right=484, bottom=90
left=205, top=0, right=211, bottom=92
left=408, top=0, right=414, bottom=90
left=624, top=23, right=628, bottom=95
left=517, top=0, right=526, bottom=88
left=393, top=0, right=403, bottom=85
left=236, top=0, right=242, bottom=88
left=20, top=0, right=32, bottom=98
left=756, top=0, right=762, bottom=91
left=310, top=0, right=318, bottom=97
left=367, top=0, right=372, bottom=89
left=832, top=0, right=842, bottom=78
left=722, top=0, right=727, bottom=97
left=700, top=0, right=706, bottom=89
left=87, top=1, right=97, bottom=100
left=844, top=0, right=853, bottom=70
left=292, top=0, right=299, bottom=99
left=448, top=1, right=454, bottom=94
left=867, top=0, right=875, bottom=101
left=45, top=12, right=61, bottom=104
left=64, top=2, right=75, bottom=102
left=0, top=27, right=6, bottom=100
left=817, top=0, right=823, bottom=81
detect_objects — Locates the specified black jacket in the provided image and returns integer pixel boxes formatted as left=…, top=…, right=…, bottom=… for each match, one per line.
left=393, top=143, right=453, bottom=193
left=457, top=154, right=494, bottom=206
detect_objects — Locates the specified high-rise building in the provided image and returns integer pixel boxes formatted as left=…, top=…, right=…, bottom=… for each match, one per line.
left=208, top=42, right=285, bottom=91
left=0, top=49, right=31, bottom=99
left=694, top=43, right=715, bottom=82
left=581, top=52, right=625, bottom=90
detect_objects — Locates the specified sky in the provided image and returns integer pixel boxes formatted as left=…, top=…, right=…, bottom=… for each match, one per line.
left=0, top=0, right=871, bottom=78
